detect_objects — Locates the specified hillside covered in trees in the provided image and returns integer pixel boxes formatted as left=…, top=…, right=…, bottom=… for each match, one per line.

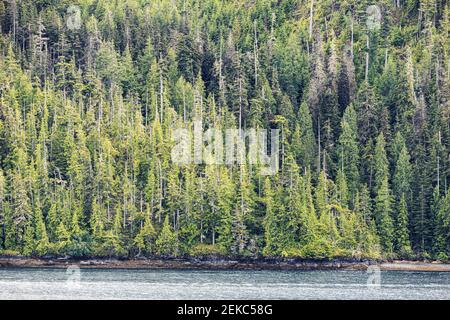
left=0, top=0, right=448, bottom=260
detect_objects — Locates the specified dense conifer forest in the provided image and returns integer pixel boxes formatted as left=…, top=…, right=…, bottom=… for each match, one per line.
left=0, top=0, right=448, bottom=260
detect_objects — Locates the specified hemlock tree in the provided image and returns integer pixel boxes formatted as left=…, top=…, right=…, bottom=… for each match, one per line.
left=374, top=176, right=394, bottom=255
left=433, top=189, right=450, bottom=259
left=337, top=103, right=360, bottom=204
left=393, top=141, right=413, bottom=257
left=373, top=133, right=394, bottom=255
left=295, top=102, right=316, bottom=170
left=262, top=177, right=277, bottom=256
left=393, top=145, right=412, bottom=201
left=134, top=209, right=156, bottom=256
left=395, top=194, right=412, bottom=257
left=156, top=215, right=178, bottom=257
left=33, top=199, right=49, bottom=256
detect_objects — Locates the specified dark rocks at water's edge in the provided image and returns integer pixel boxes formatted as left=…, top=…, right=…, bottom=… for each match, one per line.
left=1, top=255, right=449, bottom=271
left=0, top=255, right=378, bottom=270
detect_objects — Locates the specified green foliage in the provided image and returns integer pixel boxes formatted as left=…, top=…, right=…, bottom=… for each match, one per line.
left=337, top=104, right=359, bottom=203
left=190, top=244, right=224, bottom=258
left=0, top=0, right=447, bottom=261
left=393, top=144, right=412, bottom=200
left=134, top=210, right=157, bottom=256
left=395, top=194, right=413, bottom=258
left=434, top=189, right=450, bottom=258
left=156, top=215, right=178, bottom=257
left=295, top=102, right=316, bottom=170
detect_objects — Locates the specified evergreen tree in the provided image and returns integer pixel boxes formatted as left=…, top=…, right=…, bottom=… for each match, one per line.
left=374, top=133, right=389, bottom=192
left=178, top=165, right=201, bottom=254
left=395, top=194, right=412, bottom=257
left=295, top=102, right=316, bottom=170
left=100, top=211, right=125, bottom=257
left=156, top=215, right=178, bottom=257
left=0, top=169, right=5, bottom=249
left=262, top=177, right=277, bottom=256
left=337, top=103, right=359, bottom=203
left=433, top=189, right=450, bottom=259
left=335, top=169, right=349, bottom=208
left=55, top=221, right=71, bottom=255
left=34, top=200, right=49, bottom=256
left=134, top=208, right=156, bottom=256
left=393, top=144, right=412, bottom=200
left=374, top=176, right=394, bottom=255
left=297, top=170, right=320, bottom=257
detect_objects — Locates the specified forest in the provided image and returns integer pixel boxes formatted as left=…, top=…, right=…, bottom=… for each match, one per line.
left=0, top=0, right=448, bottom=260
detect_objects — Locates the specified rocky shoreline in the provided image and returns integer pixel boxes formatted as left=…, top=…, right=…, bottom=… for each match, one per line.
left=0, top=256, right=449, bottom=271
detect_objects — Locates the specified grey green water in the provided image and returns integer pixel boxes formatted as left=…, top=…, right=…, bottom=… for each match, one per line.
left=0, top=268, right=449, bottom=299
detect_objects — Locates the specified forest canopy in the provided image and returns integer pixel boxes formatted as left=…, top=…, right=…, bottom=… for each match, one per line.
left=0, top=0, right=448, bottom=260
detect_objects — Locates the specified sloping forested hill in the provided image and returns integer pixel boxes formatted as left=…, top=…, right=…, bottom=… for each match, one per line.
left=0, top=0, right=448, bottom=260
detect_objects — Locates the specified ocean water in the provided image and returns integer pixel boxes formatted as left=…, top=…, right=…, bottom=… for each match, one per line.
left=0, top=267, right=449, bottom=300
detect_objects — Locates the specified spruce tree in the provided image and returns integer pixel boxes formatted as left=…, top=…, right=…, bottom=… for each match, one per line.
left=34, top=199, right=49, bottom=256
left=337, top=103, right=359, bottom=203
left=156, top=215, right=178, bottom=257
left=433, top=189, right=450, bottom=259
left=374, top=176, right=394, bottom=255
left=295, top=102, right=316, bottom=170
left=134, top=209, right=156, bottom=256
left=395, top=194, right=412, bottom=257
left=374, top=133, right=389, bottom=192
left=262, top=177, right=277, bottom=256
left=393, top=145, right=412, bottom=200
left=216, top=168, right=235, bottom=255
left=297, top=169, right=319, bottom=255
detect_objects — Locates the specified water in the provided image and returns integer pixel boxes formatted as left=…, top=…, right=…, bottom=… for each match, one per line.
left=0, top=267, right=449, bottom=300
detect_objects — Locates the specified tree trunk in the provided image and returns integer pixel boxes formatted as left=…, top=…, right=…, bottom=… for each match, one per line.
left=365, top=35, right=370, bottom=82
left=309, top=0, right=314, bottom=39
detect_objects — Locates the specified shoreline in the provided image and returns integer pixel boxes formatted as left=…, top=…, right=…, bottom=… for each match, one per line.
left=0, top=257, right=449, bottom=271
